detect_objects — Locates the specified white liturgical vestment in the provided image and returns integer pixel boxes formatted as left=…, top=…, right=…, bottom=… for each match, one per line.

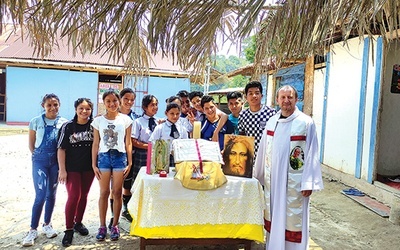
left=254, top=107, right=323, bottom=250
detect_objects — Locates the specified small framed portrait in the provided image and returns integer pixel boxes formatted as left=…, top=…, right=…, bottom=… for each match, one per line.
left=150, top=139, right=170, bottom=174
left=289, top=146, right=304, bottom=170
left=222, top=135, right=255, bottom=178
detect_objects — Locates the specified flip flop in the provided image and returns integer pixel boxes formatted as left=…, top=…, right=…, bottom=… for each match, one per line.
left=342, top=187, right=357, bottom=192
left=388, top=177, right=400, bottom=183
left=342, top=188, right=365, bottom=196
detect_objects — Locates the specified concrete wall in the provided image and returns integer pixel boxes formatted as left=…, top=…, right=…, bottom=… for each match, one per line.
left=6, top=67, right=190, bottom=123
left=6, top=66, right=98, bottom=122
left=313, top=68, right=325, bottom=150
left=320, top=36, right=380, bottom=181
left=377, top=39, right=400, bottom=176
left=125, top=75, right=190, bottom=118
left=148, top=76, right=190, bottom=118
left=360, top=38, right=379, bottom=181
left=323, top=38, right=363, bottom=174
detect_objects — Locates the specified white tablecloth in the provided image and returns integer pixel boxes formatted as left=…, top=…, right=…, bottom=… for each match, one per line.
left=129, top=167, right=266, bottom=242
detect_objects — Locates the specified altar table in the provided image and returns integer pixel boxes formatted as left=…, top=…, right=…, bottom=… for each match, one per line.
left=129, top=167, right=266, bottom=249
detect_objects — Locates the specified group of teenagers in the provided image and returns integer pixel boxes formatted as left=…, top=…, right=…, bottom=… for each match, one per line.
left=23, top=80, right=323, bottom=250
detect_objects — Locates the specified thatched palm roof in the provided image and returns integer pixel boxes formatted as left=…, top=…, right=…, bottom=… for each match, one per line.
left=254, top=0, right=400, bottom=75
left=1, top=0, right=399, bottom=78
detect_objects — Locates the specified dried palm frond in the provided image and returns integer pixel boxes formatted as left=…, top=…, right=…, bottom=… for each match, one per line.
left=1, top=0, right=399, bottom=79
left=255, top=0, right=400, bottom=77
left=0, top=0, right=266, bottom=77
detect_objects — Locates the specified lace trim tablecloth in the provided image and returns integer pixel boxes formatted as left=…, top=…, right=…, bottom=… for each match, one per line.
left=129, top=167, right=266, bottom=228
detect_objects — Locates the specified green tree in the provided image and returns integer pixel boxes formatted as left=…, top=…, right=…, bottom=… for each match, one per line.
left=210, top=55, right=248, bottom=73
left=242, top=35, right=256, bottom=63
left=191, top=52, right=251, bottom=91
left=229, top=75, right=249, bottom=88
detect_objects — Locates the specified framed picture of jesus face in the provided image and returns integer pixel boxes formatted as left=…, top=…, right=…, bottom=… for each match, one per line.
left=222, top=135, right=255, bottom=178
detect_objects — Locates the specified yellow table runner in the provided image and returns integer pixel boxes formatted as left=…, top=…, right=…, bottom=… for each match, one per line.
left=129, top=167, right=266, bottom=243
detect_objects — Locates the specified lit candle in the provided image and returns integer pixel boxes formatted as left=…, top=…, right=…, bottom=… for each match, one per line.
left=193, top=121, right=201, bottom=139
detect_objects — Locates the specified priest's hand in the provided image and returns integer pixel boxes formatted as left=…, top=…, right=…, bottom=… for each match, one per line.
left=301, top=190, right=312, bottom=197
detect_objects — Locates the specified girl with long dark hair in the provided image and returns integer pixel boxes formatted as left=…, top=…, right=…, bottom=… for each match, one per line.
left=23, top=93, right=67, bottom=247
left=91, top=90, right=133, bottom=241
left=57, top=98, right=95, bottom=247
left=131, top=94, right=159, bottom=177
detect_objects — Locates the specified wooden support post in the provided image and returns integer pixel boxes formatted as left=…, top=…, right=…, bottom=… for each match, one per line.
left=303, top=55, right=315, bottom=117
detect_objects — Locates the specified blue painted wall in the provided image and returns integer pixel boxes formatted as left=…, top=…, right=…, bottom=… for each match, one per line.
left=6, top=66, right=189, bottom=123
left=275, top=63, right=305, bottom=110
left=6, top=66, right=98, bottom=122
left=149, top=77, right=190, bottom=118
left=126, top=76, right=190, bottom=118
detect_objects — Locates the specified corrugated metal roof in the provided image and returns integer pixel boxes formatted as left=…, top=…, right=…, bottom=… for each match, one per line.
left=0, top=26, right=189, bottom=75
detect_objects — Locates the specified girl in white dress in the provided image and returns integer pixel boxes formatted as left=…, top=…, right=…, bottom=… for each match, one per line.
left=150, top=102, right=189, bottom=167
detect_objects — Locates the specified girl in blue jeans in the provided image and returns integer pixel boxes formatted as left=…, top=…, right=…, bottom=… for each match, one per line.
left=23, top=93, right=67, bottom=247
left=91, top=90, right=133, bottom=241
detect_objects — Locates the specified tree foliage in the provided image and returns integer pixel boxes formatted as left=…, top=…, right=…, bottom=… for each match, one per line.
left=229, top=75, right=249, bottom=88
left=211, top=55, right=247, bottom=73
left=242, top=35, right=256, bottom=63
left=191, top=54, right=250, bottom=91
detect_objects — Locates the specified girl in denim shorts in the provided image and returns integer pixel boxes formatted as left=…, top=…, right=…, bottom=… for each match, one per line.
left=91, top=90, right=133, bottom=241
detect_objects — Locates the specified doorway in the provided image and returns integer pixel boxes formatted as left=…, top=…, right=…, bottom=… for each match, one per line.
left=0, top=70, right=6, bottom=122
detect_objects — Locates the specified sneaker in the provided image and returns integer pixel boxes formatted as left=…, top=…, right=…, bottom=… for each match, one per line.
left=73, top=222, right=89, bottom=236
left=96, top=226, right=107, bottom=241
left=61, top=229, right=74, bottom=247
left=110, top=226, right=120, bottom=241
left=22, top=229, right=38, bottom=247
left=121, top=210, right=133, bottom=222
left=108, top=217, right=113, bottom=230
left=42, top=223, right=57, bottom=238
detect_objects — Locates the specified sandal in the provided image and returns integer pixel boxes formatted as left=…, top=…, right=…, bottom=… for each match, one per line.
left=342, top=188, right=365, bottom=196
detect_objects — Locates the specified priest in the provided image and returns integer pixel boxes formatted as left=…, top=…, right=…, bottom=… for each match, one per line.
left=254, top=85, right=324, bottom=250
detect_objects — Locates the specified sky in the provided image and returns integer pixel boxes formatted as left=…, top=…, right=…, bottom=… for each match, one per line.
left=216, top=0, right=278, bottom=57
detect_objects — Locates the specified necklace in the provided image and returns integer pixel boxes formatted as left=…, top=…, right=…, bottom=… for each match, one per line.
left=105, top=112, right=118, bottom=120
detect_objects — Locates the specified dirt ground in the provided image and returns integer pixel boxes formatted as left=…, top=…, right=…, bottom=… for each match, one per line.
left=1, top=131, right=400, bottom=250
